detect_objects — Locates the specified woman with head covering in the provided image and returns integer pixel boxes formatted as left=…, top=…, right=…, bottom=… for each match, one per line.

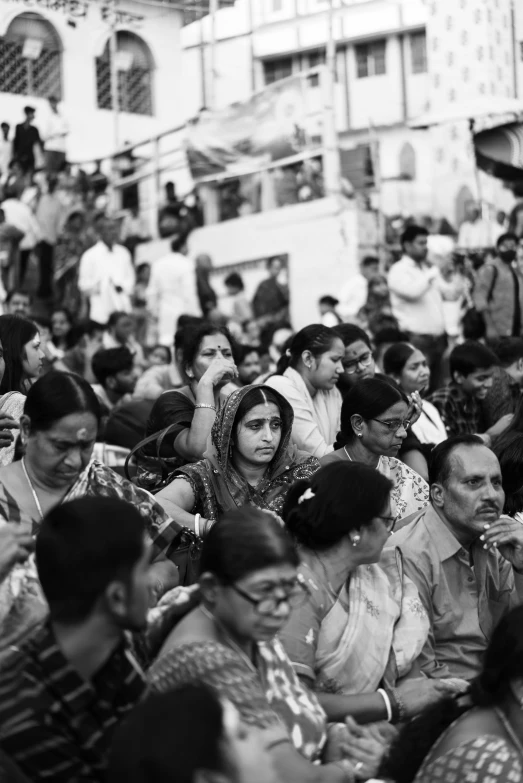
left=155, top=384, right=319, bottom=534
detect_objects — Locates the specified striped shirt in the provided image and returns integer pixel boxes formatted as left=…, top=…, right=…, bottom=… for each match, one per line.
left=0, top=623, right=145, bottom=782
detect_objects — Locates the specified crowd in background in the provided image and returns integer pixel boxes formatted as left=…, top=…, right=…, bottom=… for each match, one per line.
left=3, top=103, right=523, bottom=783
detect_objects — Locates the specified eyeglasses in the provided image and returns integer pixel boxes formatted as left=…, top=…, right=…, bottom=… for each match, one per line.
left=376, top=514, right=399, bottom=533
left=343, top=351, right=373, bottom=374
left=370, top=418, right=411, bottom=432
left=229, top=577, right=309, bottom=616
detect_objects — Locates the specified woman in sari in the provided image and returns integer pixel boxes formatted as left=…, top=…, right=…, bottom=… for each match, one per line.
left=264, top=325, right=344, bottom=459
left=321, top=378, right=429, bottom=526
left=149, top=508, right=355, bottom=783
left=0, top=371, right=179, bottom=655
left=155, top=384, right=319, bottom=534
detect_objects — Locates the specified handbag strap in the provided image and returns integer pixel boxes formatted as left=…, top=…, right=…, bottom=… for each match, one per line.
left=124, top=420, right=183, bottom=483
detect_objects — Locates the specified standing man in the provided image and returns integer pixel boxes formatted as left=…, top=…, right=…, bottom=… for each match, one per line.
left=78, top=215, right=135, bottom=324
left=147, top=234, right=198, bottom=347
left=35, top=176, right=62, bottom=299
left=252, top=256, right=289, bottom=342
left=43, top=95, right=68, bottom=174
left=13, top=106, right=43, bottom=174
left=473, top=232, right=523, bottom=339
left=388, top=225, right=446, bottom=388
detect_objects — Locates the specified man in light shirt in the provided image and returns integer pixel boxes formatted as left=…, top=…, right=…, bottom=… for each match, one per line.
left=43, top=96, right=68, bottom=174
left=388, top=225, right=446, bottom=390
left=338, top=255, right=379, bottom=323
left=78, top=215, right=135, bottom=325
left=457, top=204, right=492, bottom=250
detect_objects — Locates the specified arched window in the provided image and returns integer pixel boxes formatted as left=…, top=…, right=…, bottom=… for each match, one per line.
left=399, top=142, right=416, bottom=180
left=96, top=31, right=153, bottom=116
left=0, top=12, right=62, bottom=98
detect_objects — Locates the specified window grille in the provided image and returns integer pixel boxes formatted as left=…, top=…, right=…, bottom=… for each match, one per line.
left=96, top=31, right=153, bottom=116
left=0, top=13, right=62, bottom=98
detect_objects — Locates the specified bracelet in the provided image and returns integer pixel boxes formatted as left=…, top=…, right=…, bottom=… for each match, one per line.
left=194, top=403, right=216, bottom=412
left=386, top=687, right=406, bottom=724
left=377, top=688, right=393, bottom=722
left=194, top=513, right=201, bottom=537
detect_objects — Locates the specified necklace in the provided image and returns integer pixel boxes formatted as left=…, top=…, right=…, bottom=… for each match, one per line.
left=343, top=446, right=382, bottom=471
left=21, top=458, right=43, bottom=520
left=199, top=605, right=256, bottom=672
left=494, top=707, right=523, bottom=759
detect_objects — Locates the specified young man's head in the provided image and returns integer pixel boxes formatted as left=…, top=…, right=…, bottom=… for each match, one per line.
left=496, top=232, right=518, bottom=265
left=69, top=320, right=104, bottom=357
left=23, top=105, right=35, bottom=123
left=96, top=215, right=120, bottom=248
left=490, top=337, right=523, bottom=385
left=36, top=496, right=150, bottom=632
left=224, top=272, right=244, bottom=297
left=236, top=345, right=261, bottom=386
left=267, top=256, right=283, bottom=278
left=360, top=255, right=379, bottom=280
left=401, top=225, right=429, bottom=264
left=318, top=295, right=339, bottom=315
left=449, top=340, right=499, bottom=400
left=1, top=122, right=9, bottom=141
left=92, top=347, right=137, bottom=398
left=107, top=311, right=135, bottom=345
left=6, top=289, right=32, bottom=318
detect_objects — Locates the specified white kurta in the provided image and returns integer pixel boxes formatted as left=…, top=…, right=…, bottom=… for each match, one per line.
left=78, top=241, right=135, bottom=324
left=147, top=252, right=199, bottom=346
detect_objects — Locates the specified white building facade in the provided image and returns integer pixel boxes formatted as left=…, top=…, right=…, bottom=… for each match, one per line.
left=0, top=0, right=184, bottom=164
left=181, top=0, right=523, bottom=226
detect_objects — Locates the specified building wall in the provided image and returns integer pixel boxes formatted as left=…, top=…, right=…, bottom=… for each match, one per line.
left=0, top=0, right=184, bottom=164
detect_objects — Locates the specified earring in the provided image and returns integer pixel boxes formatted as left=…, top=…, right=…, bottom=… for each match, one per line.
left=352, top=534, right=361, bottom=547
left=356, top=433, right=362, bottom=438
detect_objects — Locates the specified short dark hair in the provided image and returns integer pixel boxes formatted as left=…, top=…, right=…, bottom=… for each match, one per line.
left=224, top=272, right=244, bottom=291
left=428, top=434, right=485, bottom=486
left=461, top=308, right=486, bottom=341
left=23, top=105, right=35, bottom=115
left=383, top=342, right=417, bottom=376
left=5, top=288, right=31, bottom=305
left=108, top=685, right=229, bottom=783
left=336, top=377, right=406, bottom=449
left=92, top=347, right=134, bottom=386
left=333, top=323, right=372, bottom=349
left=24, top=371, right=101, bottom=432
left=284, top=462, right=393, bottom=550
left=401, top=225, right=429, bottom=247
left=236, top=344, right=260, bottom=364
left=107, top=311, right=132, bottom=329
left=36, top=497, right=144, bottom=623
left=0, top=314, right=39, bottom=394
left=449, top=340, right=498, bottom=378
left=200, top=507, right=299, bottom=583
left=373, top=327, right=410, bottom=347
left=68, top=319, right=104, bottom=347
left=496, top=232, right=518, bottom=249
left=319, top=295, right=339, bottom=308
left=361, top=255, right=379, bottom=268
left=489, top=337, right=523, bottom=368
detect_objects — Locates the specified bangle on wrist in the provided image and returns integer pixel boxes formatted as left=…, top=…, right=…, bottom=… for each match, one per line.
left=194, top=403, right=216, bottom=412
left=377, top=688, right=393, bottom=722
left=194, top=513, right=202, bottom=537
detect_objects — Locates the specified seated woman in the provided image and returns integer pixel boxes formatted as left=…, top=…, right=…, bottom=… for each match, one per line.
left=148, top=508, right=355, bottom=782
left=0, top=314, right=44, bottom=466
left=382, top=606, right=523, bottom=783
left=155, top=384, right=319, bottom=534
left=138, top=324, right=238, bottom=487
left=281, top=462, right=456, bottom=728
left=383, top=342, right=447, bottom=482
left=321, top=378, right=429, bottom=524
left=0, top=371, right=180, bottom=655
left=264, top=325, right=344, bottom=458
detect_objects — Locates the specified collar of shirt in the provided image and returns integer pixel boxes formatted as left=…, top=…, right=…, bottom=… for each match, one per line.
left=422, top=505, right=463, bottom=562
left=445, top=382, right=479, bottom=414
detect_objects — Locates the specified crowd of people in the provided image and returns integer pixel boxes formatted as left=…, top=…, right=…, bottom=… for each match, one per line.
left=2, top=197, right=523, bottom=783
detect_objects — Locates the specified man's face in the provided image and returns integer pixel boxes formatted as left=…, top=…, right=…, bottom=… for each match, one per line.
left=99, top=219, right=119, bottom=246
left=404, top=235, right=428, bottom=262
left=238, top=351, right=261, bottom=385
left=8, top=293, right=30, bottom=317
left=456, top=366, right=494, bottom=400
left=362, top=262, right=379, bottom=280
left=268, top=259, right=282, bottom=278
left=114, top=315, right=134, bottom=344
left=26, top=111, right=35, bottom=124
left=433, top=445, right=504, bottom=543
left=108, top=365, right=137, bottom=397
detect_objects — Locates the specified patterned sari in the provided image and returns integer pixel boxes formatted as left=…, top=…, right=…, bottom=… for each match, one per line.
left=169, top=385, right=320, bottom=523
left=281, top=548, right=429, bottom=694
left=0, top=460, right=172, bottom=656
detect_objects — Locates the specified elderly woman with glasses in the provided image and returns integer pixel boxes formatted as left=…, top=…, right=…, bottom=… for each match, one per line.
left=148, top=508, right=357, bottom=783
left=321, top=378, right=429, bottom=526
left=280, top=463, right=456, bottom=738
